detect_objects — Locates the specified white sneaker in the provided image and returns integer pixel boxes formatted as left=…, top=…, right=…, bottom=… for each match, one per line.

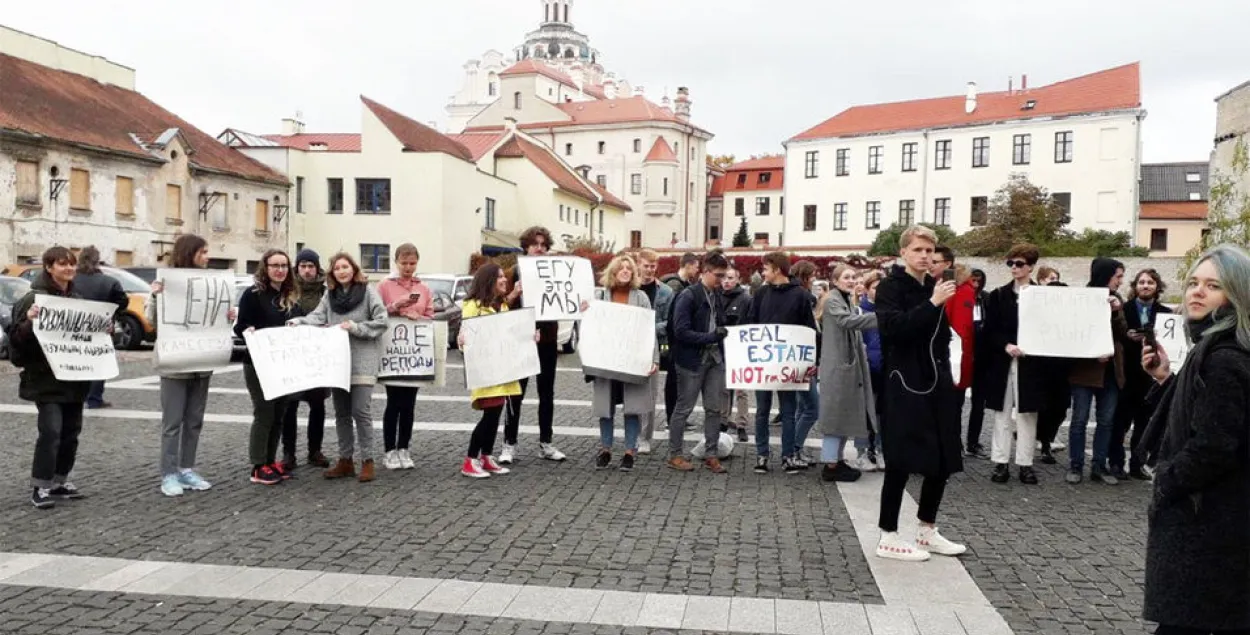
left=398, top=449, right=415, bottom=470
left=916, top=525, right=967, bottom=556
left=1050, top=441, right=1066, bottom=451
left=499, top=444, right=516, bottom=465
left=383, top=450, right=402, bottom=470
left=540, top=443, right=567, bottom=462
left=876, top=532, right=930, bottom=562
left=856, top=455, right=879, bottom=472
left=638, top=440, right=652, bottom=455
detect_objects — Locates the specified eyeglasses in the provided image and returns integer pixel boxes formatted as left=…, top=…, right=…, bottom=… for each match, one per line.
left=1006, top=260, right=1029, bottom=269
left=267, top=263, right=289, bottom=270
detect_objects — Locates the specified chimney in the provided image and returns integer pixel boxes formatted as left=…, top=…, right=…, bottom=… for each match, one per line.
left=964, top=82, right=977, bottom=114
left=603, top=78, right=617, bottom=99
left=674, top=86, right=691, bottom=122
left=281, top=116, right=305, bottom=136
left=1008, top=76, right=1014, bottom=94
left=1021, top=74, right=1028, bottom=91
left=503, top=117, right=518, bottom=131
left=634, top=85, right=645, bottom=98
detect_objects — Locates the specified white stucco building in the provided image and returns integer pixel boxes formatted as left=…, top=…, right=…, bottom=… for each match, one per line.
left=0, top=26, right=290, bottom=271
left=716, top=157, right=786, bottom=247
left=783, top=63, right=1145, bottom=251
left=446, top=1, right=713, bottom=249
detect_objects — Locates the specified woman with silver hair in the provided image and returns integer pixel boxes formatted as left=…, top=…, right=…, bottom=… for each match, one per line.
left=1138, top=244, right=1250, bottom=635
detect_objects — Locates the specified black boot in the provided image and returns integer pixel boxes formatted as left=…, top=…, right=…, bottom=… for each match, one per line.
left=990, top=463, right=1010, bottom=483
left=1019, top=466, right=1039, bottom=485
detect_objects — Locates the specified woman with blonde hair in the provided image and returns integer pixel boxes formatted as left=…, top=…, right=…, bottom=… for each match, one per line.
left=584, top=255, right=658, bottom=471
left=1138, top=244, right=1250, bottom=634
left=817, top=263, right=877, bottom=482
left=290, top=253, right=388, bottom=483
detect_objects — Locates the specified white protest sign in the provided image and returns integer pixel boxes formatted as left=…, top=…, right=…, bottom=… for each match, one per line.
left=462, top=308, right=540, bottom=391
left=1017, top=286, right=1113, bottom=358
left=518, top=256, right=594, bottom=321
left=579, top=300, right=655, bottom=384
left=243, top=326, right=350, bottom=400
left=154, top=269, right=236, bottom=374
left=31, top=294, right=119, bottom=381
left=378, top=319, right=448, bottom=388
left=1155, top=314, right=1190, bottom=373
left=723, top=324, right=818, bottom=391
left=950, top=330, right=963, bottom=386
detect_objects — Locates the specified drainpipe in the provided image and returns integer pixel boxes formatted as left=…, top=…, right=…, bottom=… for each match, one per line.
left=919, top=130, right=930, bottom=223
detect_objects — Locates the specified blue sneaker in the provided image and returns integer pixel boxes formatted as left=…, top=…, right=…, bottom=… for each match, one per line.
left=161, top=474, right=185, bottom=497
left=178, top=470, right=212, bottom=491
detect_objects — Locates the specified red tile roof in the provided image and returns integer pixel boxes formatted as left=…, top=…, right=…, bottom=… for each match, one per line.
left=791, top=63, right=1141, bottom=142
left=261, top=133, right=361, bottom=152
left=499, top=60, right=607, bottom=99
left=360, top=96, right=473, bottom=161
left=464, top=96, right=706, bottom=134
left=721, top=156, right=785, bottom=193
left=645, top=136, right=678, bottom=163
left=1139, top=201, right=1208, bottom=221
left=727, top=156, right=785, bottom=171
left=709, top=174, right=726, bottom=198
left=494, top=135, right=631, bottom=211
left=0, top=52, right=287, bottom=185
left=446, top=131, right=508, bottom=162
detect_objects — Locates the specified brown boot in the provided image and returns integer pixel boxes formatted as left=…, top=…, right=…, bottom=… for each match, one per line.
left=308, top=451, right=330, bottom=468
left=668, top=456, right=695, bottom=472
left=324, top=458, right=355, bottom=479
left=358, top=459, right=375, bottom=483
left=704, top=457, right=727, bottom=474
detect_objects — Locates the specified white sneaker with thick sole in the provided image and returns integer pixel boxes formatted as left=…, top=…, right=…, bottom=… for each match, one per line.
left=398, top=449, right=415, bottom=470
left=638, top=441, right=652, bottom=455
left=540, top=443, right=567, bottom=462
left=876, top=532, right=930, bottom=562
left=499, top=444, right=516, bottom=465
left=383, top=450, right=402, bottom=470
left=856, top=456, right=879, bottom=472
left=916, top=525, right=967, bottom=556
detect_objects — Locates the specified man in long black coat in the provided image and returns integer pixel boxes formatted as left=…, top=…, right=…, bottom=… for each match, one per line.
left=873, top=226, right=966, bottom=562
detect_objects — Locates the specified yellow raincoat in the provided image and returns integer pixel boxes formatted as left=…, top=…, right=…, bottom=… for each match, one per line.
left=462, top=299, right=524, bottom=402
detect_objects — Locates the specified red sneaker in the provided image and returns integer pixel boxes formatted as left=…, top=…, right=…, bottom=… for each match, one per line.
left=460, top=457, right=490, bottom=479
left=480, top=455, right=510, bottom=475
left=270, top=462, right=293, bottom=480
left=250, top=465, right=281, bottom=485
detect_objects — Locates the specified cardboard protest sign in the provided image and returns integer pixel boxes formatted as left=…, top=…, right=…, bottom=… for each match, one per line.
left=243, top=325, right=350, bottom=400
left=1017, top=286, right=1113, bottom=358
left=579, top=300, right=655, bottom=384
left=31, top=295, right=120, bottom=381
left=461, top=308, right=540, bottom=391
left=154, top=269, right=236, bottom=374
left=1155, top=314, right=1190, bottom=373
left=517, top=256, right=594, bottom=321
left=723, top=324, right=818, bottom=391
left=378, top=319, right=448, bottom=388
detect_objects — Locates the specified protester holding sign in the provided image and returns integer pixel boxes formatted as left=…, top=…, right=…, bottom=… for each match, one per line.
left=667, top=251, right=731, bottom=474
left=817, top=264, right=876, bottom=483
left=501, top=226, right=567, bottom=465
left=1111, top=268, right=1172, bottom=481
left=1066, top=258, right=1129, bottom=485
left=10, top=247, right=92, bottom=509
left=290, top=253, right=387, bottom=484
left=719, top=267, right=752, bottom=444
left=376, top=244, right=435, bottom=471
left=280, top=248, right=330, bottom=471
left=235, top=249, right=306, bottom=486
left=147, top=234, right=233, bottom=497
left=458, top=264, right=526, bottom=478
left=633, top=249, right=672, bottom=455
left=874, top=226, right=966, bottom=562
left=981, top=244, right=1045, bottom=486
left=1136, top=244, right=1250, bottom=635
left=74, top=246, right=129, bottom=410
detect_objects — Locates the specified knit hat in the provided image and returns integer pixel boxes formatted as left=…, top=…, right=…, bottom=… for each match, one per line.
left=296, top=248, right=322, bottom=273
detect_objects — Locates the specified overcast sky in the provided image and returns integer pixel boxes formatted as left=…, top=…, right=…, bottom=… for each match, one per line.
left=4, top=0, right=1246, bottom=163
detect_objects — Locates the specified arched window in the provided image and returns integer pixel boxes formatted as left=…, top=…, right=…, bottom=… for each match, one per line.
left=563, top=2, right=569, bottom=22
left=563, top=47, right=575, bottom=59
left=513, top=92, right=522, bottom=110
left=487, top=73, right=498, bottom=97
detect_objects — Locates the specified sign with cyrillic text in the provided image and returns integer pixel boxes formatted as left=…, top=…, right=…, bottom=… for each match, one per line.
left=1155, top=314, right=1190, bottom=372
left=723, top=324, right=817, bottom=391
left=518, top=256, right=594, bottom=321
left=1017, top=286, right=1113, bottom=358
left=244, top=325, right=350, bottom=400
left=155, top=269, right=236, bottom=374
left=31, top=295, right=120, bottom=381
left=580, top=300, right=655, bottom=384
left=378, top=319, right=448, bottom=387
left=462, top=308, right=540, bottom=391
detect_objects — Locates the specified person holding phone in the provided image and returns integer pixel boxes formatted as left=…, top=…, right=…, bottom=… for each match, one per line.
left=1111, top=269, right=1172, bottom=481
left=376, top=243, right=435, bottom=471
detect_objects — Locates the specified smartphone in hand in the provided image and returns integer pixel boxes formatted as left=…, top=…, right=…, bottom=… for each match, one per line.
left=941, top=269, right=956, bottom=283
left=1141, top=326, right=1160, bottom=370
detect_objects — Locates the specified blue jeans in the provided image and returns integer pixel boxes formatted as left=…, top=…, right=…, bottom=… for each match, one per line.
left=600, top=411, right=640, bottom=452
left=755, top=391, right=796, bottom=458
left=793, top=381, right=819, bottom=455
left=1069, top=382, right=1119, bottom=471
left=86, top=380, right=106, bottom=408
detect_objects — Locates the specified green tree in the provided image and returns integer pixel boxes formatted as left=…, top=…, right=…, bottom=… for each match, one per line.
left=709, top=154, right=736, bottom=169
left=868, top=222, right=957, bottom=256
left=732, top=216, right=752, bottom=247
left=954, top=174, right=1069, bottom=256
left=1185, top=137, right=1250, bottom=275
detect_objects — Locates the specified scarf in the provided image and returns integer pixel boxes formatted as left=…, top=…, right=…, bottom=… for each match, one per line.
left=329, top=283, right=366, bottom=315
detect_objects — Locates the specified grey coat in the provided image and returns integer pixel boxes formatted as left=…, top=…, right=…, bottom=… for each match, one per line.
left=818, top=290, right=878, bottom=438
left=590, top=288, right=658, bottom=418
left=292, top=285, right=388, bottom=385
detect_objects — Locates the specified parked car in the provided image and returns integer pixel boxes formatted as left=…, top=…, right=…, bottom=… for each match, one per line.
left=124, top=267, right=159, bottom=283
left=423, top=274, right=472, bottom=305
left=431, top=290, right=462, bottom=349
left=557, top=321, right=578, bottom=354
left=0, top=276, right=32, bottom=359
left=1, top=263, right=155, bottom=350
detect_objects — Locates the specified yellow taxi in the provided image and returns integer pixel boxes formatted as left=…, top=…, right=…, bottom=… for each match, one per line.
left=2, top=263, right=156, bottom=349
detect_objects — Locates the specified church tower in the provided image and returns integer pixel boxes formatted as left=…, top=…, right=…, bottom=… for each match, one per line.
left=542, top=0, right=572, bottom=25
left=516, top=0, right=604, bottom=84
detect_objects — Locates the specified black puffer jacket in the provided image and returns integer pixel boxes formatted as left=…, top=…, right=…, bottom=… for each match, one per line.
left=745, top=281, right=817, bottom=329
left=720, top=285, right=751, bottom=327
left=11, top=274, right=91, bottom=404
left=72, top=270, right=128, bottom=317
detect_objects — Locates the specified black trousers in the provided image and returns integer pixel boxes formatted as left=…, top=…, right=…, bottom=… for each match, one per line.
left=1110, top=378, right=1150, bottom=471
left=31, top=402, right=85, bottom=488
left=1155, top=626, right=1250, bottom=635
left=468, top=405, right=504, bottom=458
left=281, top=389, right=326, bottom=456
left=383, top=386, right=419, bottom=451
left=965, top=375, right=989, bottom=449
left=878, top=469, right=949, bottom=533
left=505, top=340, right=558, bottom=445
left=663, top=355, right=678, bottom=426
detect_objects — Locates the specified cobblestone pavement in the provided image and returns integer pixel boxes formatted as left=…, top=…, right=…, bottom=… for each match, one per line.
left=0, top=351, right=1155, bottom=634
